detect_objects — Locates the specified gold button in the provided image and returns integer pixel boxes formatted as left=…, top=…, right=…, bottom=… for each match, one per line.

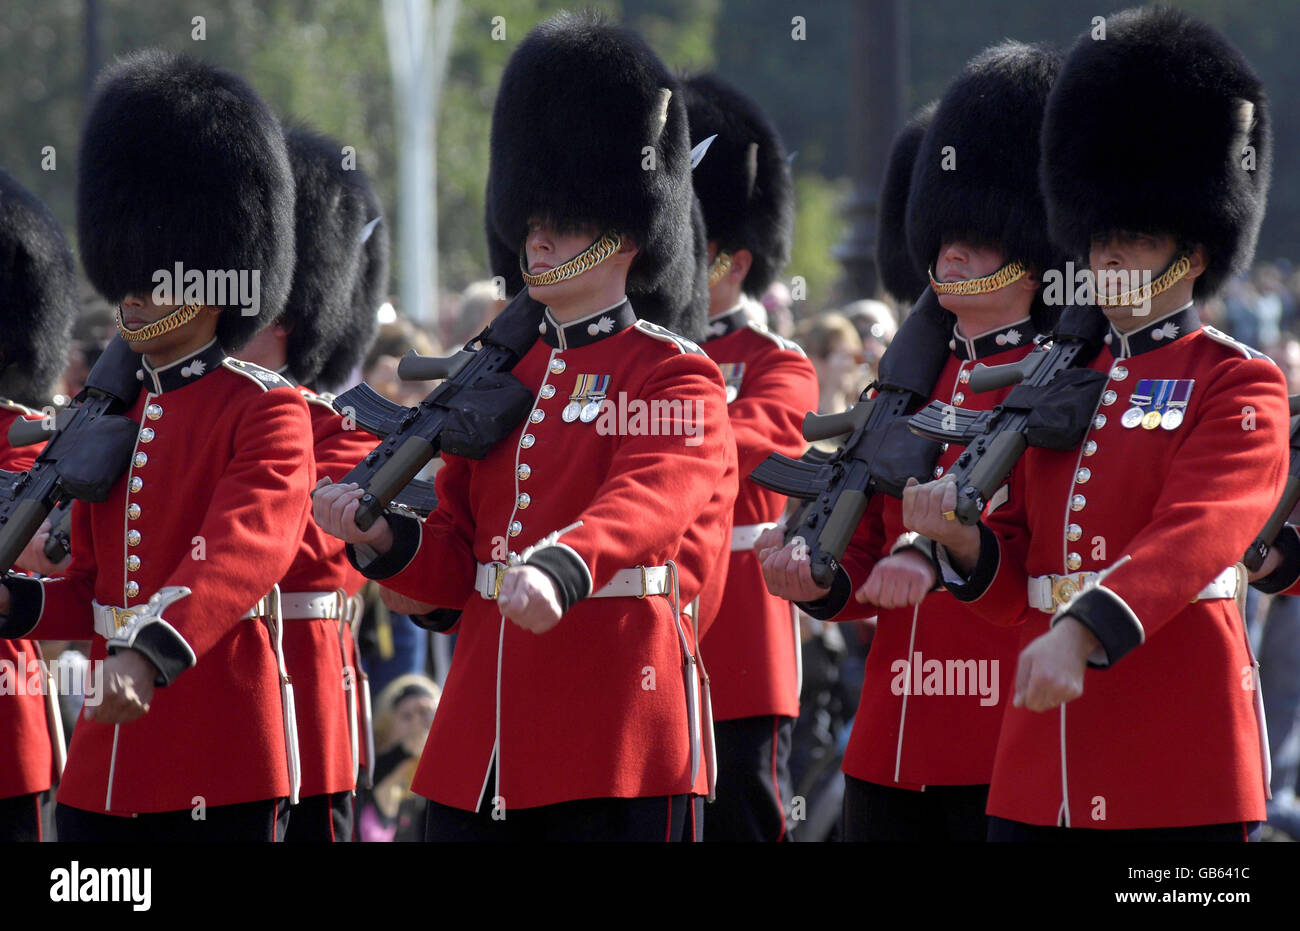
left=127, top=503, right=141, bottom=520
left=127, top=529, right=141, bottom=546
left=520, top=434, right=535, bottom=449
left=933, top=466, right=944, bottom=478
left=1101, top=390, right=1116, bottom=406
left=953, top=392, right=965, bottom=405
left=145, top=404, right=163, bottom=421
left=1070, top=494, right=1086, bottom=511
left=529, top=409, right=544, bottom=424
left=508, top=520, right=522, bottom=537
left=1083, top=440, right=1097, bottom=457
left=1092, top=414, right=1107, bottom=429
left=516, top=493, right=531, bottom=509
left=549, top=358, right=566, bottom=375
left=540, top=385, right=556, bottom=400
left=133, top=452, right=148, bottom=468
left=1075, top=467, right=1091, bottom=483
left=1066, top=552, right=1082, bottom=571
left=129, top=477, right=143, bottom=493
left=516, top=464, right=531, bottom=481
left=1067, top=523, right=1082, bottom=542
left=1110, top=366, right=1128, bottom=381
left=127, top=555, right=141, bottom=571
left=959, top=370, right=971, bottom=384
left=125, top=581, right=140, bottom=598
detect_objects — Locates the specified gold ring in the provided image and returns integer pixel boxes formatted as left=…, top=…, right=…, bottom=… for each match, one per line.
left=941, top=510, right=957, bottom=521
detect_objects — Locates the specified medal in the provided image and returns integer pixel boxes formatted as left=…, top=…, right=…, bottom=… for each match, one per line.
left=725, top=384, right=739, bottom=403
left=1121, top=407, right=1145, bottom=429
left=1141, top=410, right=1162, bottom=430
left=719, top=362, right=745, bottom=404
left=1160, top=408, right=1184, bottom=430
left=562, top=402, right=581, bottom=422
left=566, top=374, right=609, bottom=425
left=580, top=399, right=603, bottom=422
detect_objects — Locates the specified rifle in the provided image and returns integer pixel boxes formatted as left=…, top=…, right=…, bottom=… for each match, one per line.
left=1243, top=394, right=1300, bottom=572
left=750, top=290, right=953, bottom=587
left=908, top=305, right=1111, bottom=524
left=0, top=338, right=143, bottom=573
left=331, top=290, right=543, bottom=530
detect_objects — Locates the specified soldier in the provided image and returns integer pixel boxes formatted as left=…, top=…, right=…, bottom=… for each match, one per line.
left=0, top=168, right=77, bottom=841
left=236, top=125, right=389, bottom=842
left=905, top=7, right=1284, bottom=840
left=681, top=73, right=818, bottom=842
left=313, top=11, right=734, bottom=841
left=0, top=50, right=311, bottom=841
left=759, top=43, right=1064, bottom=841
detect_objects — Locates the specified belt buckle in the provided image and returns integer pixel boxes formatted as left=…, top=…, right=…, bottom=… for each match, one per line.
left=637, top=566, right=649, bottom=599
left=110, top=606, right=136, bottom=630
left=491, top=563, right=507, bottom=600
left=1051, top=574, right=1082, bottom=608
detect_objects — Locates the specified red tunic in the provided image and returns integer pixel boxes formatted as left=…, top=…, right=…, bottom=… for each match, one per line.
left=0, top=402, right=56, bottom=801
left=952, top=308, right=1286, bottom=829
left=275, top=388, right=374, bottom=798
left=701, top=308, right=819, bottom=721
left=353, top=303, right=733, bottom=812
left=805, top=318, right=1034, bottom=788
left=14, top=343, right=313, bottom=814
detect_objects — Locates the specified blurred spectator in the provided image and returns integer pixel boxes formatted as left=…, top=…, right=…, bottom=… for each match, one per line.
left=793, top=311, right=866, bottom=414
left=362, top=318, right=440, bottom=407
left=354, top=674, right=440, bottom=842
left=451, top=279, right=508, bottom=347
left=839, top=299, right=896, bottom=378
left=1255, top=262, right=1295, bottom=355
left=1223, top=275, right=1263, bottom=346
left=761, top=280, right=796, bottom=339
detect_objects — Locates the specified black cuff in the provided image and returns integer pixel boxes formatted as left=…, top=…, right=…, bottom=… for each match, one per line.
left=525, top=545, right=593, bottom=614
left=347, top=513, right=423, bottom=580
left=1055, top=585, right=1144, bottom=668
left=1253, top=524, right=1300, bottom=595
left=408, top=608, right=463, bottom=633
left=940, top=522, right=1000, bottom=602
left=797, top=566, right=852, bottom=620
left=108, top=619, right=196, bottom=686
left=0, top=575, right=44, bottom=637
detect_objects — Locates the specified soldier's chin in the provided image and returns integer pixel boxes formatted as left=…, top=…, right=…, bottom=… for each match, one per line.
left=936, top=288, right=997, bottom=316
left=526, top=277, right=581, bottom=304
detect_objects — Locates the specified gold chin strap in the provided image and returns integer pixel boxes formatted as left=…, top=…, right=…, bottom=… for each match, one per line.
left=707, top=251, right=734, bottom=287
left=115, top=303, right=202, bottom=343
left=929, top=261, right=1028, bottom=296
left=1094, top=254, right=1192, bottom=308
left=520, top=233, right=623, bottom=287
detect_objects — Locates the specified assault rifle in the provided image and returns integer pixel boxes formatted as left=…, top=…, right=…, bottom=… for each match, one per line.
left=750, top=290, right=953, bottom=587
left=331, top=290, right=542, bottom=530
left=1243, top=394, right=1300, bottom=572
left=0, top=338, right=143, bottom=573
left=908, top=305, right=1111, bottom=524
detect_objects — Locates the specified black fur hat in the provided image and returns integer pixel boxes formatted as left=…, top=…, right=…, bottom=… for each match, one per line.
left=0, top=169, right=77, bottom=407
left=1041, top=6, right=1270, bottom=297
left=316, top=179, right=388, bottom=392
left=76, top=49, right=295, bottom=349
left=683, top=72, right=794, bottom=297
left=876, top=102, right=935, bottom=305
left=906, top=42, right=1063, bottom=278
left=485, top=11, right=700, bottom=337
left=279, top=126, right=370, bottom=386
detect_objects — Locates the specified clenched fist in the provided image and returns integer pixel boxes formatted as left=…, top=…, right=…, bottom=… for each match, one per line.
left=84, top=649, right=159, bottom=724
left=902, top=476, right=981, bottom=574
left=1013, top=618, right=1100, bottom=712
left=855, top=550, right=935, bottom=609
left=758, top=532, right=831, bottom=604
left=497, top=565, right=563, bottom=634
left=312, top=478, right=394, bottom=551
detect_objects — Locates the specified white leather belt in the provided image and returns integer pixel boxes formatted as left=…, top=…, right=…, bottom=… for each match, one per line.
left=271, top=590, right=349, bottom=620
left=475, top=561, right=671, bottom=600
left=1028, top=565, right=1238, bottom=613
left=731, top=522, right=778, bottom=551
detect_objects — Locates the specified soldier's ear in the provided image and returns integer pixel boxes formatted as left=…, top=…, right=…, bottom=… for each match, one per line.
left=1185, top=243, right=1208, bottom=281
left=617, top=234, right=639, bottom=260
left=730, top=249, right=753, bottom=282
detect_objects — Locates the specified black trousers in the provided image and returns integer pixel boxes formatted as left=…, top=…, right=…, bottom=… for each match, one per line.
left=424, top=790, right=704, bottom=842
left=988, top=816, right=1263, bottom=842
left=0, top=792, right=43, bottom=842
left=705, top=714, right=793, bottom=842
left=56, top=798, right=290, bottom=842
left=284, top=790, right=354, bottom=843
left=842, top=775, right=990, bottom=842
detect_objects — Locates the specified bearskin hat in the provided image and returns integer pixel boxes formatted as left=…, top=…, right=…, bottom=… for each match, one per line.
left=316, top=179, right=388, bottom=392
left=1040, top=6, right=1271, bottom=297
left=875, top=102, right=935, bottom=305
left=485, top=11, right=701, bottom=338
left=683, top=72, right=794, bottom=297
left=77, top=49, right=295, bottom=349
left=906, top=42, right=1063, bottom=279
left=0, top=169, right=77, bottom=407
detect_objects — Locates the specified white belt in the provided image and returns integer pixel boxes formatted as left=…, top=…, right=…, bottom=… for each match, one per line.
left=1028, top=566, right=1238, bottom=613
left=265, top=590, right=350, bottom=620
left=731, top=522, right=778, bottom=551
left=475, top=561, right=671, bottom=600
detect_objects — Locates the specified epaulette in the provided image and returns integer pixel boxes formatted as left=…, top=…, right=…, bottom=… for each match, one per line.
left=745, top=320, right=807, bottom=357
left=298, top=386, right=339, bottom=411
left=221, top=358, right=296, bottom=390
left=632, top=320, right=706, bottom=356
left=1200, top=325, right=1273, bottom=363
